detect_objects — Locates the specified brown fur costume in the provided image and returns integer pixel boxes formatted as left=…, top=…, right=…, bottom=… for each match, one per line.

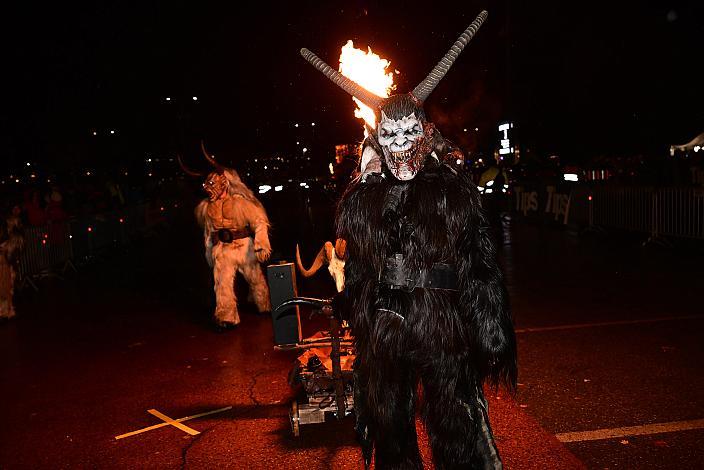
left=195, top=168, right=272, bottom=326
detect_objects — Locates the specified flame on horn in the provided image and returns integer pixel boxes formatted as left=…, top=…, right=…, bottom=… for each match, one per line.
left=338, top=40, right=396, bottom=130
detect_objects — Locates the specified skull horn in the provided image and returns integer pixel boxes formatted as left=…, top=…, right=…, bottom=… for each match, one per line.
left=300, top=48, right=385, bottom=110
left=411, top=10, right=488, bottom=103
left=200, top=140, right=225, bottom=174
left=295, top=242, right=330, bottom=277
left=334, top=238, right=347, bottom=260
left=177, top=154, right=204, bottom=177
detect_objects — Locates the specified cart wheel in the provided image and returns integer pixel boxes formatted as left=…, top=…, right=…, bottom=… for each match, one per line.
left=290, top=400, right=300, bottom=437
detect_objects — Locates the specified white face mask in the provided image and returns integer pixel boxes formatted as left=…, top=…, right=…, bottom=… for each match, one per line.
left=377, top=112, right=424, bottom=181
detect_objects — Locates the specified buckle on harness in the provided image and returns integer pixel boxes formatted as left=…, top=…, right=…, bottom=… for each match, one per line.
left=217, top=228, right=234, bottom=243
left=380, top=254, right=458, bottom=291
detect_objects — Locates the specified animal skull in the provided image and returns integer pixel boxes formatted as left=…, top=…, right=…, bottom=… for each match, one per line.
left=296, top=239, right=347, bottom=292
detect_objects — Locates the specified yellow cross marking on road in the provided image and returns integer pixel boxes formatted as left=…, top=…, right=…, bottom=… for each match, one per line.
left=115, top=406, right=232, bottom=440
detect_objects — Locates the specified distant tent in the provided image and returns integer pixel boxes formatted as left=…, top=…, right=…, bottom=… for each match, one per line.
left=670, top=132, right=704, bottom=155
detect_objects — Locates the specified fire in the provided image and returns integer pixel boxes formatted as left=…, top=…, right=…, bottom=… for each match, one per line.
left=338, top=40, right=396, bottom=129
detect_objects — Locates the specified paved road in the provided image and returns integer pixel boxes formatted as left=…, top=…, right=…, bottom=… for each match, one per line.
left=505, top=223, right=704, bottom=469
left=1, top=218, right=702, bottom=469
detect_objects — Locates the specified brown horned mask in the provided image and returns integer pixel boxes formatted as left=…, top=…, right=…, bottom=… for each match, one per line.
left=178, top=141, right=243, bottom=201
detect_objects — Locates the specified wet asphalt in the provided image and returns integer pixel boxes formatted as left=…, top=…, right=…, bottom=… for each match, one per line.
left=1, top=214, right=702, bottom=469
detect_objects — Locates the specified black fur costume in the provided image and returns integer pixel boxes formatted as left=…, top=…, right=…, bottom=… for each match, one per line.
left=338, top=134, right=516, bottom=469
left=300, top=10, right=516, bottom=469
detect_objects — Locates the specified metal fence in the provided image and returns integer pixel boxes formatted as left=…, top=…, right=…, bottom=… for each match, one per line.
left=510, top=184, right=704, bottom=242
left=17, top=202, right=173, bottom=290
left=589, top=187, right=653, bottom=233
left=17, top=224, right=74, bottom=289
left=587, top=187, right=704, bottom=241
left=650, top=188, right=704, bottom=240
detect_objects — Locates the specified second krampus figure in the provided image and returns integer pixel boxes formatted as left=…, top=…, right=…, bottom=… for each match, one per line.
left=182, top=145, right=272, bottom=329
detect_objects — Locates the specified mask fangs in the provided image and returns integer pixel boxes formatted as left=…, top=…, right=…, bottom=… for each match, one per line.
left=377, top=112, right=424, bottom=181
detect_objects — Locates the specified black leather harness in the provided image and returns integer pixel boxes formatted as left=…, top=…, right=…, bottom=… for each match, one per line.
left=380, top=253, right=458, bottom=292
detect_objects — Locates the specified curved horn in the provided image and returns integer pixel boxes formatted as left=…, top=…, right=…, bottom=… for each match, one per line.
left=295, top=243, right=328, bottom=278
left=200, top=140, right=225, bottom=173
left=177, top=154, right=203, bottom=177
left=300, top=48, right=384, bottom=110
left=412, top=10, right=488, bottom=103
left=334, top=238, right=347, bottom=260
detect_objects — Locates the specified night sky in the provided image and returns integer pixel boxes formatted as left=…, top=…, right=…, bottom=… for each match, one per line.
left=2, top=0, right=702, bottom=172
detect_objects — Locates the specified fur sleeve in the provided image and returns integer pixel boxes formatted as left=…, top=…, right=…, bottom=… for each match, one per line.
left=456, top=174, right=517, bottom=390
left=237, top=196, right=270, bottom=238
left=194, top=199, right=213, bottom=267
left=195, top=199, right=209, bottom=230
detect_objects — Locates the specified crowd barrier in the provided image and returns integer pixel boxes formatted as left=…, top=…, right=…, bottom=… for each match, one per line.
left=511, top=185, right=704, bottom=242
left=17, top=202, right=174, bottom=290
left=648, top=188, right=704, bottom=241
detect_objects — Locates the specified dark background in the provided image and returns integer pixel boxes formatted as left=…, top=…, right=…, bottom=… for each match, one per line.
left=2, top=0, right=702, bottom=173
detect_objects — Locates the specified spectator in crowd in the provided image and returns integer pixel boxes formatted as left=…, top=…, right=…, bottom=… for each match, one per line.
left=45, top=186, right=68, bottom=224
left=23, top=188, right=46, bottom=226
left=45, top=186, right=70, bottom=243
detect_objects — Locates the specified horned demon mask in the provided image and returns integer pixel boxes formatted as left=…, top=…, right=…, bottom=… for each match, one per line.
left=178, top=141, right=247, bottom=201
left=300, top=10, right=488, bottom=181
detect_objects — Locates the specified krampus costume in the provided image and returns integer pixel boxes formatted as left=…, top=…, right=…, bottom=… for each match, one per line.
left=182, top=145, right=272, bottom=328
left=300, top=11, right=516, bottom=469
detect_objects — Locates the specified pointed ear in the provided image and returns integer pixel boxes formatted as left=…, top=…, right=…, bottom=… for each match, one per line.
left=360, top=145, right=381, bottom=174
left=334, top=239, right=347, bottom=259
left=380, top=110, right=389, bottom=122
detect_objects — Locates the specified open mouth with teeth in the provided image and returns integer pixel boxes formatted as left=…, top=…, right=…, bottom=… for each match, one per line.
left=384, top=140, right=427, bottom=180
left=391, top=149, right=414, bottom=159
left=388, top=141, right=419, bottom=162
